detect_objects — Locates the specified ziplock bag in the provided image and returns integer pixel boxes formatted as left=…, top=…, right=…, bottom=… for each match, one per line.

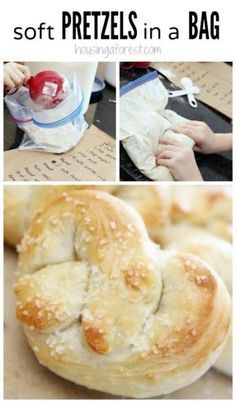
left=5, top=72, right=88, bottom=153
left=120, top=71, right=194, bottom=181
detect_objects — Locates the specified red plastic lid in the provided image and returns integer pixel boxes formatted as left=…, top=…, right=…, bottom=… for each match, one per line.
left=28, top=70, right=70, bottom=109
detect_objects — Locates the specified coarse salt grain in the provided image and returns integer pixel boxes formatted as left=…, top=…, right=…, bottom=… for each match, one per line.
left=16, top=245, right=22, bottom=253
left=99, top=239, right=107, bottom=246
left=62, top=212, right=70, bottom=218
left=65, top=197, right=72, bottom=202
left=152, top=346, right=158, bottom=354
left=186, top=318, right=192, bottom=324
left=22, top=310, right=29, bottom=316
left=196, top=275, right=207, bottom=285
left=185, top=260, right=191, bottom=267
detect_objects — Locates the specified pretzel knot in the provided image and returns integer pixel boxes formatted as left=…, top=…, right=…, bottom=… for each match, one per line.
left=14, top=190, right=231, bottom=398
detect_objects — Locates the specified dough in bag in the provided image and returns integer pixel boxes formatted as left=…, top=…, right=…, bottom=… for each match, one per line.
left=120, top=73, right=194, bottom=181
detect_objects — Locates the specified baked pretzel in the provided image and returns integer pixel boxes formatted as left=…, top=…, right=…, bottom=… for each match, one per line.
left=14, top=190, right=230, bottom=397
left=4, top=185, right=117, bottom=247
left=170, top=186, right=232, bottom=242
left=114, top=185, right=170, bottom=243
left=165, top=226, right=232, bottom=376
left=4, top=185, right=169, bottom=247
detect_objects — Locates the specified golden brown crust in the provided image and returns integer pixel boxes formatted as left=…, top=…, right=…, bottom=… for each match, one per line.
left=83, top=322, right=110, bottom=354
left=180, top=254, right=217, bottom=291
left=165, top=226, right=232, bottom=293
left=16, top=297, right=63, bottom=330
left=12, top=190, right=231, bottom=397
left=164, top=226, right=232, bottom=376
left=124, top=264, right=155, bottom=291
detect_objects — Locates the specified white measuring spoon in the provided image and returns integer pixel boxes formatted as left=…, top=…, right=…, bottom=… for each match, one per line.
left=180, top=77, right=198, bottom=108
left=168, top=86, right=200, bottom=98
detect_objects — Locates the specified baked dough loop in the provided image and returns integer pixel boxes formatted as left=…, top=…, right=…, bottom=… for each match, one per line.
left=14, top=190, right=231, bottom=397
left=120, top=75, right=194, bottom=181
left=165, top=226, right=232, bottom=376
left=4, top=185, right=169, bottom=248
left=115, top=185, right=171, bottom=244
left=4, top=185, right=117, bottom=247
left=170, top=186, right=232, bottom=242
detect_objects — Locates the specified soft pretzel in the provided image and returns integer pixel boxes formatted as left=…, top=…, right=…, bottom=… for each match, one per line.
left=4, top=185, right=169, bottom=248
left=165, top=226, right=232, bottom=376
left=4, top=185, right=81, bottom=246
left=114, top=185, right=170, bottom=244
left=4, top=185, right=117, bottom=247
left=170, top=186, right=232, bottom=241
left=165, top=227, right=232, bottom=292
left=5, top=185, right=232, bottom=248
left=14, top=190, right=230, bottom=397
left=4, top=185, right=32, bottom=247
left=206, top=220, right=232, bottom=243
left=213, top=330, right=232, bottom=376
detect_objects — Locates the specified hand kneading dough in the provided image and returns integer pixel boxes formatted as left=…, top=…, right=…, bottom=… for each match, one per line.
left=14, top=190, right=230, bottom=397
left=165, top=226, right=232, bottom=376
left=120, top=76, right=194, bottom=181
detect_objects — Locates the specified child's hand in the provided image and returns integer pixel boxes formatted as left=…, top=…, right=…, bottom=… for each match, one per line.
left=173, top=121, right=232, bottom=154
left=156, top=138, right=203, bottom=181
left=4, top=62, right=31, bottom=89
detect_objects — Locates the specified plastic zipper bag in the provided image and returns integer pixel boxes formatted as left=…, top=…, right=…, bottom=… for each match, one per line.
left=5, top=72, right=88, bottom=153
